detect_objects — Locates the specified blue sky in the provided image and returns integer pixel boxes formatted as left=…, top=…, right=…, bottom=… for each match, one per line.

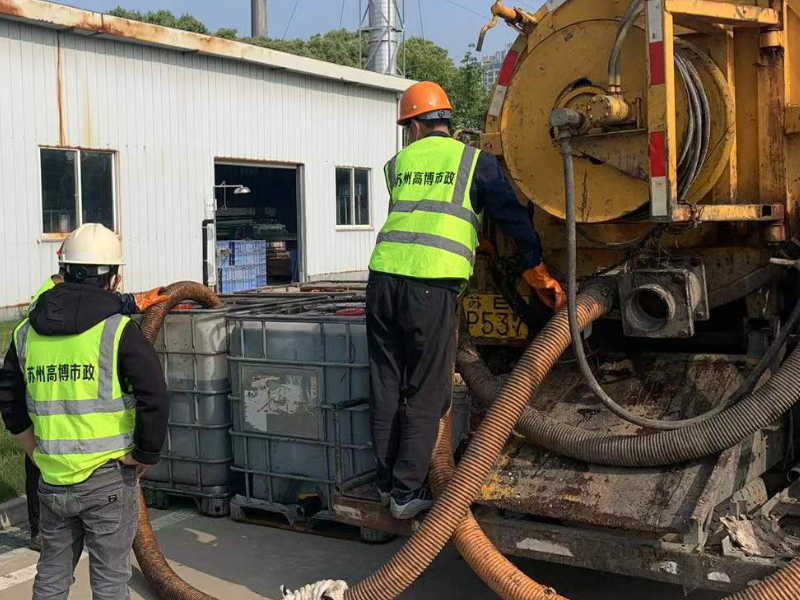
left=52, top=0, right=545, bottom=59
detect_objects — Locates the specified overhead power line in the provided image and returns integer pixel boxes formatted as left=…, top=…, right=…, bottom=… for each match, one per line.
left=442, top=0, right=485, bottom=18
left=283, top=0, right=300, bottom=39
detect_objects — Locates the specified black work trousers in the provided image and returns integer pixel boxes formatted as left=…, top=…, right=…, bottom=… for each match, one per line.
left=366, top=271, right=457, bottom=495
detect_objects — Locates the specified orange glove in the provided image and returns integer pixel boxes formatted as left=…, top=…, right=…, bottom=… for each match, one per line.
left=134, top=288, right=170, bottom=312
left=523, top=264, right=567, bottom=312
left=477, top=237, right=497, bottom=257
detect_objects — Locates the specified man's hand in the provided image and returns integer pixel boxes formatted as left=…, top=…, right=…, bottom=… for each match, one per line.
left=134, top=288, right=170, bottom=313
left=13, top=428, right=36, bottom=459
left=523, top=264, right=567, bottom=312
left=119, top=453, right=149, bottom=478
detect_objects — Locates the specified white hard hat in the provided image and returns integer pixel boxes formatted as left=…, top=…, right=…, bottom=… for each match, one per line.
left=58, top=223, right=124, bottom=266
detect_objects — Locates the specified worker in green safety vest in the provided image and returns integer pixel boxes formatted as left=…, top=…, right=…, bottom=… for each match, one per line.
left=18, top=254, right=169, bottom=554
left=367, top=81, right=566, bottom=520
left=0, top=223, right=169, bottom=599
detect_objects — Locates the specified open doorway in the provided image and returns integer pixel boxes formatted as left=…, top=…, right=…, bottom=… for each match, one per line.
left=214, top=162, right=302, bottom=292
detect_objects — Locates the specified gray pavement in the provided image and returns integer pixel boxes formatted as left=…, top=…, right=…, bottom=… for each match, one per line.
left=0, top=508, right=725, bottom=599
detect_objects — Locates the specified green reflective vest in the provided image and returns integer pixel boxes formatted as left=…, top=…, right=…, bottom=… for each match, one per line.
left=369, top=136, right=481, bottom=281
left=25, top=278, right=56, bottom=316
left=14, top=314, right=135, bottom=485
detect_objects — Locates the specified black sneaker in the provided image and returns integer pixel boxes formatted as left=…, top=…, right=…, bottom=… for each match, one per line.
left=29, top=533, right=42, bottom=552
left=390, top=488, right=433, bottom=520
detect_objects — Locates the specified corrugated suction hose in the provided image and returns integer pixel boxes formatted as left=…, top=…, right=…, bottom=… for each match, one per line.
left=135, top=281, right=224, bottom=600
left=344, top=284, right=614, bottom=600
left=460, top=288, right=800, bottom=468
left=456, top=305, right=800, bottom=600
left=430, top=407, right=568, bottom=600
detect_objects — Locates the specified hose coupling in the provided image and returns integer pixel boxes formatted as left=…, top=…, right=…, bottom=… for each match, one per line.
left=550, top=108, right=584, bottom=140
left=586, top=94, right=631, bottom=126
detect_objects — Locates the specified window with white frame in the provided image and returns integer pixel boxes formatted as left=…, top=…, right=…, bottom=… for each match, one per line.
left=336, top=167, right=370, bottom=226
left=40, top=148, right=115, bottom=235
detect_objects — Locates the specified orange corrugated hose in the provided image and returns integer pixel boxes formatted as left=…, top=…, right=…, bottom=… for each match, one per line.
left=430, top=408, right=568, bottom=600
left=344, top=284, right=614, bottom=600
left=135, top=281, right=223, bottom=600
left=449, top=286, right=800, bottom=600
left=131, top=282, right=800, bottom=600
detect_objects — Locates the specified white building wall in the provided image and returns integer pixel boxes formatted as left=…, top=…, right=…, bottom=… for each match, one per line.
left=0, top=19, right=400, bottom=311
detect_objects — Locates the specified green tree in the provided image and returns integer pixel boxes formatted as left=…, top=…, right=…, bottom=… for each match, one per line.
left=246, top=30, right=365, bottom=68
left=108, top=7, right=208, bottom=34
left=174, top=14, right=209, bottom=34
left=305, top=29, right=363, bottom=68
left=107, top=7, right=141, bottom=20
left=215, top=28, right=239, bottom=40
left=449, top=47, right=490, bottom=130
left=399, top=37, right=456, bottom=90
left=399, top=38, right=489, bottom=131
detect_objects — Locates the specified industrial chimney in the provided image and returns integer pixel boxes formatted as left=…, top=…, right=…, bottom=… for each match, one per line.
left=365, top=0, right=403, bottom=75
left=251, top=0, right=268, bottom=38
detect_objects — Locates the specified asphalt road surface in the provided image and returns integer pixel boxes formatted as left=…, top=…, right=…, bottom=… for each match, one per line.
left=0, top=507, right=726, bottom=599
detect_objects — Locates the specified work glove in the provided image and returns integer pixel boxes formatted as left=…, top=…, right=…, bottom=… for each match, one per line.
left=523, top=264, right=566, bottom=312
left=477, top=237, right=497, bottom=258
left=134, top=288, right=171, bottom=313
left=281, top=580, right=348, bottom=600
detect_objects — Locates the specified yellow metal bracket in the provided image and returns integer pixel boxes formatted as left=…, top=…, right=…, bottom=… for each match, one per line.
left=664, top=0, right=780, bottom=27
left=648, top=0, right=785, bottom=224
left=672, top=203, right=785, bottom=222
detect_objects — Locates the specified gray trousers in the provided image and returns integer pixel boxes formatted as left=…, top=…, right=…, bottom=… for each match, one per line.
left=33, top=461, right=140, bottom=600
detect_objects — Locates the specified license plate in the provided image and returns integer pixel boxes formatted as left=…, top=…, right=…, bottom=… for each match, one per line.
left=462, top=294, right=528, bottom=340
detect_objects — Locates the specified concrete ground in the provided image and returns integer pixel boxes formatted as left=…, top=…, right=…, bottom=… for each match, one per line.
left=0, top=507, right=725, bottom=600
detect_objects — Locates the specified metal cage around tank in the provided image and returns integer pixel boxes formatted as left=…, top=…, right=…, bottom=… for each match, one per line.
left=226, top=297, right=375, bottom=523
left=134, top=294, right=350, bottom=515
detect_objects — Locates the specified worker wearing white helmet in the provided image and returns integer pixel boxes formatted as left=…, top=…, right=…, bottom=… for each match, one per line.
left=19, top=225, right=170, bottom=554
left=0, top=223, right=170, bottom=599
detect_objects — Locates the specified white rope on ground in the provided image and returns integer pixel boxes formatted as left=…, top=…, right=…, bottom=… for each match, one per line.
left=281, top=580, right=348, bottom=600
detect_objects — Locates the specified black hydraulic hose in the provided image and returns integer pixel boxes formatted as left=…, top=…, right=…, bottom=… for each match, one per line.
left=456, top=291, right=800, bottom=469
left=517, top=338, right=800, bottom=467
left=675, top=49, right=711, bottom=199
left=559, top=131, right=724, bottom=430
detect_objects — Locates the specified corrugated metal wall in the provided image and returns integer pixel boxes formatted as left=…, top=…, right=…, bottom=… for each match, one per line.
left=0, top=19, right=399, bottom=310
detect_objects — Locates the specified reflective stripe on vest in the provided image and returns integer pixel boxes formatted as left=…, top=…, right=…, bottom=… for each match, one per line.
left=15, top=314, right=134, bottom=485
left=369, top=136, right=481, bottom=281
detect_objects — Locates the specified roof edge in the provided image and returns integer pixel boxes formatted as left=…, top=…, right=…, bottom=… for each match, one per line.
left=0, top=0, right=414, bottom=93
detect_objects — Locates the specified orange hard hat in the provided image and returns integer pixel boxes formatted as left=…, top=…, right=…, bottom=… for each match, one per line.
left=398, top=81, right=454, bottom=125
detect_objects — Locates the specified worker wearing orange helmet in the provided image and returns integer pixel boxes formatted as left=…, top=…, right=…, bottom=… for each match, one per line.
left=367, top=81, right=565, bottom=520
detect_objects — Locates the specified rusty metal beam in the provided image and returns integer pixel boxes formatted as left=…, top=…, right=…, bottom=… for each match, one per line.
left=332, top=495, right=415, bottom=537
left=672, top=203, right=785, bottom=221
left=665, top=0, right=781, bottom=27
left=475, top=511, right=783, bottom=593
